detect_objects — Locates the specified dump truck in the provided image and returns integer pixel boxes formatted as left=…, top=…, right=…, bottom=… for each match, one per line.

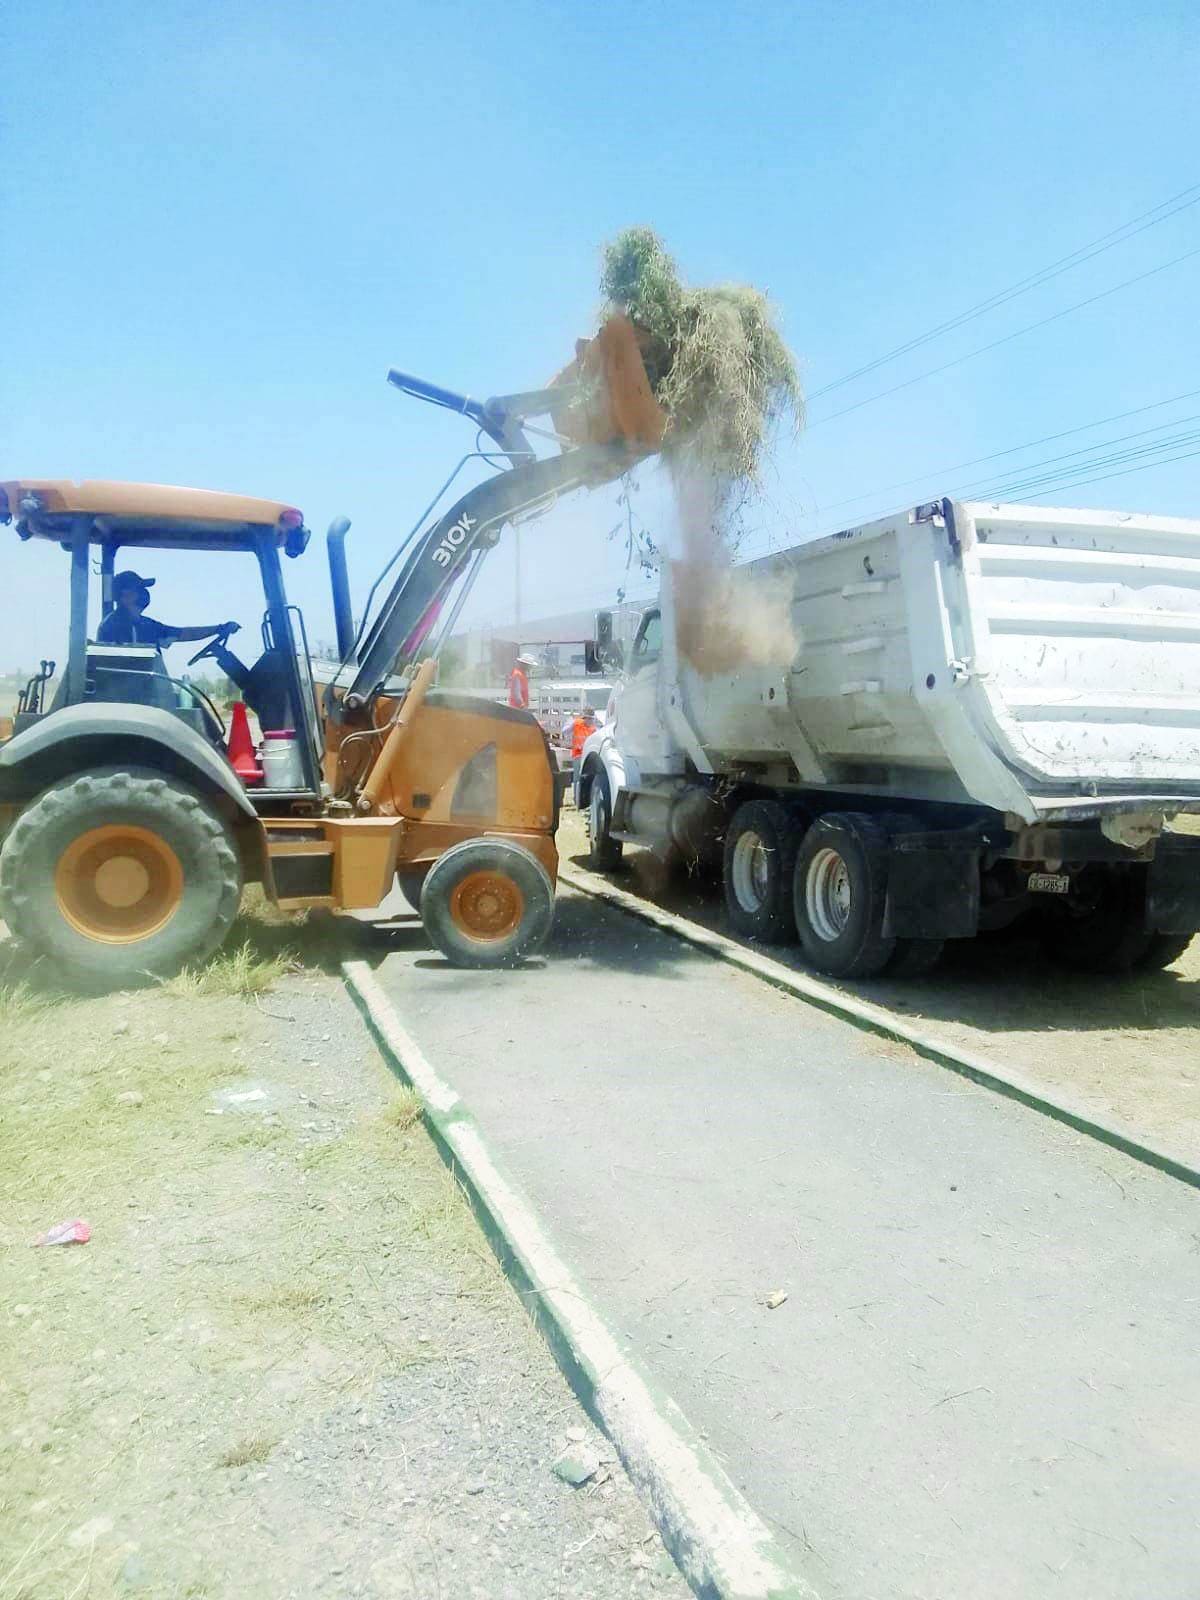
left=0, top=318, right=666, bottom=985
left=576, top=498, right=1200, bottom=977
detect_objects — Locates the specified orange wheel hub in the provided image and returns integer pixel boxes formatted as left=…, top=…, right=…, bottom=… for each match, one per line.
left=54, top=825, right=184, bottom=944
left=448, top=870, right=524, bottom=943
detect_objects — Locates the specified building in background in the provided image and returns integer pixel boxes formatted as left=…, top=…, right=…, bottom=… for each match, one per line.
left=453, top=603, right=647, bottom=688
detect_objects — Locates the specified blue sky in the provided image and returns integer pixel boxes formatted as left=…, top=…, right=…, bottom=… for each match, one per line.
left=4, top=0, right=1198, bottom=672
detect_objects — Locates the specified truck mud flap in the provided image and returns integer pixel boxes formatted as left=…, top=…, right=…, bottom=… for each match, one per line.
left=883, top=838, right=981, bottom=941
left=1146, top=832, right=1200, bottom=933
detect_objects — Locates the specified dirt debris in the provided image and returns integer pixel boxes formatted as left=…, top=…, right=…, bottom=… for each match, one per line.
left=671, top=466, right=800, bottom=674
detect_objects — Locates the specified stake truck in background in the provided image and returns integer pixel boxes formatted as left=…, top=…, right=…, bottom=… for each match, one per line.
left=575, top=499, right=1200, bottom=978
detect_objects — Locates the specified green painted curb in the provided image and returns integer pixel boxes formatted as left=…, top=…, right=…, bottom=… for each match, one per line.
left=343, top=960, right=819, bottom=1600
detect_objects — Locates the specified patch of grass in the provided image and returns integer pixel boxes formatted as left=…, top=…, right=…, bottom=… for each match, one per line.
left=216, top=1433, right=278, bottom=1469
left=0, top=978, right=62, bottom=1023
left=239, top=1282, right=330, bottom=1315
left=239, top=884, right=310, bottom=930
left=226, top=1120, right=289, bottom=1151
left=225, top=891, right=363, bottom=976
left=165, top=941, right=295, bottom=999
left=379, top=1087, right=423, bottom=1131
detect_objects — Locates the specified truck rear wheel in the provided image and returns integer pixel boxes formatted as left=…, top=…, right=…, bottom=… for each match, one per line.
left=722, top=800, right=802, bottom=943
left=0, top=767, right=241, bottom=988
left=1042, top=866, right=1153, bottom=974
left=587, top=771, right=623, bottom=872
left=420, top=838, right=554, bottom=968
left=793, top=814, right=897, bottom=978
left=1137, top=932, right=1194, bottom=971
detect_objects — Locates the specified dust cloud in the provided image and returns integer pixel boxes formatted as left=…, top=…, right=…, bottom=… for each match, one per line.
left=669, top=469, right=799, bottom=676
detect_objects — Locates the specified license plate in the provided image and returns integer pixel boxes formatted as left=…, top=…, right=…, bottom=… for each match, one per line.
left=1028, top=872, right=1070, bottom=895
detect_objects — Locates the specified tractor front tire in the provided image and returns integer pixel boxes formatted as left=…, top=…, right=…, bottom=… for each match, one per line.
left=0, top=768, right=241, bottom=989
left=420, top=838, right=554, bottom=969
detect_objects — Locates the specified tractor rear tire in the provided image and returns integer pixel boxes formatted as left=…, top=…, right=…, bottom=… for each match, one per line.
left=0, top=767, right=241, bottom=989
left=420, top=838, right=554, bottom=969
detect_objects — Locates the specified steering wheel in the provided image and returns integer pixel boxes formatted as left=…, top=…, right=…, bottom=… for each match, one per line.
left=187, top=626, right=233, bottom=668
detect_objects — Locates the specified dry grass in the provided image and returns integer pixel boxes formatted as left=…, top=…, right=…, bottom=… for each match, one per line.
left=600, top=226, right=801, bottom=501
left=0, top=978, right=62, bottom=1023
left=238, top=1281, right=331, bottom=1316
left=0, top=973, right=505, bottom=1595
left=215, top=1434, right=278, bottom=1470
left=164, top=940, right=296, bottom=999
left=379, top=1086, right=423, bottom=1131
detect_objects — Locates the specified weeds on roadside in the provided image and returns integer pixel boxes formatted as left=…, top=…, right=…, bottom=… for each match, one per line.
left=0, top=979, right=61, bottom=1023
left=165, top=941, right=295, bottom=1000
left=216, top=1434, right=278, bottom=1469
left=238, top=1282, right=330, bottom=1316
left=379, top=1087, right=423, bottom=1131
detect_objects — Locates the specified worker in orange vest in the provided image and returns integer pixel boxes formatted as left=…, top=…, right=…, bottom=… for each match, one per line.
left=571, top=706, right=599, bottom=759
left=507, top=652, right=536, bottom=709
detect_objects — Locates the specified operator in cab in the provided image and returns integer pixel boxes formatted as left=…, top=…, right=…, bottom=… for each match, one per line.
left=97, top=570, right=239, bottom=651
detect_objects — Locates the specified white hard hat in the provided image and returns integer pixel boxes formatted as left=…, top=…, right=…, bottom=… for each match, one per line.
left=517, top=652, right=538, bottom=667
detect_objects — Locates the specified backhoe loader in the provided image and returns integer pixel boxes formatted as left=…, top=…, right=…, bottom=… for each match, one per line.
left=0, top=317, right=665, bottom=986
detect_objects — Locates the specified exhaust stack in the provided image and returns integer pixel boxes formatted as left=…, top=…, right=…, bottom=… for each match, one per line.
left=326, top=516, right=354, bottom=661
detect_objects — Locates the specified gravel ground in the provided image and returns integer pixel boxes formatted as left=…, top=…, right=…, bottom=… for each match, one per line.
left=558, top=806, right=1200, bottom=1162
left=0, top=939, right=689, bottom=1600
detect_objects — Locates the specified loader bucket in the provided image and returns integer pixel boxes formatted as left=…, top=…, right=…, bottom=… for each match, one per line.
left=549, top=314, right=667, bottom=453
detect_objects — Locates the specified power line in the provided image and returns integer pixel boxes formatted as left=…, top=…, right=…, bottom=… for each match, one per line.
left=807, top=243, right=1200, bottom=429
left=975, top=427, right=1200, bottom=501
left=811, top=387, right=1200, bottom=515
left=760, top=434, right=1199, bottom=555
left=809, top=182, right=1200, bottom=400
left=1012, top=444, right=1200, bottom=502
left=951, top=416, right=1200, bottom=498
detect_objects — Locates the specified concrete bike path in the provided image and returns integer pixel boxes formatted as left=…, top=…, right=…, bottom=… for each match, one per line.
left=363, top=888, right=1200, bottom=1600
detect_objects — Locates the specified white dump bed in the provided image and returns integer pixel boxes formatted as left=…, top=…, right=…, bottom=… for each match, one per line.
left=666, top=500, right=1200, bottom=823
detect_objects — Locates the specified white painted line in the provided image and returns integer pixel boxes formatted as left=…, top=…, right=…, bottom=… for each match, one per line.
left=558, top=865, right=1200, bottom=1191
left=343, top=960, right=819, bottom=1600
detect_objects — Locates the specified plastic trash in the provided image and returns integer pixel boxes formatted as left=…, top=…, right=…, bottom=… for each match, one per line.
left=34, top=1219, right=91, bottom=1247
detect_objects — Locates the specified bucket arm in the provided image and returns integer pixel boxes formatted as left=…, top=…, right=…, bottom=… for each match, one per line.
left=335, top=441, right=633, bottom=714
left=332, top=316, right=666, bottom=718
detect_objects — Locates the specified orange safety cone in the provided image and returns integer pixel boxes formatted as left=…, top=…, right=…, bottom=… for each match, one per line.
left=227, top=700, right=262, bottom=785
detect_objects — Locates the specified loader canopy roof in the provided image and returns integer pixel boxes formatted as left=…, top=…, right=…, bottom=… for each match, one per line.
left=1, top=479, right=305, bottom=552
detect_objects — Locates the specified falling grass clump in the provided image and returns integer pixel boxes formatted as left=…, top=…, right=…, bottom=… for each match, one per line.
left=599, top=226, right=802, bottom=501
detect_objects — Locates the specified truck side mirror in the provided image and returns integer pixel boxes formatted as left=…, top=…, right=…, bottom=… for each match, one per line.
left=593, top=610, right=625, bottom=672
